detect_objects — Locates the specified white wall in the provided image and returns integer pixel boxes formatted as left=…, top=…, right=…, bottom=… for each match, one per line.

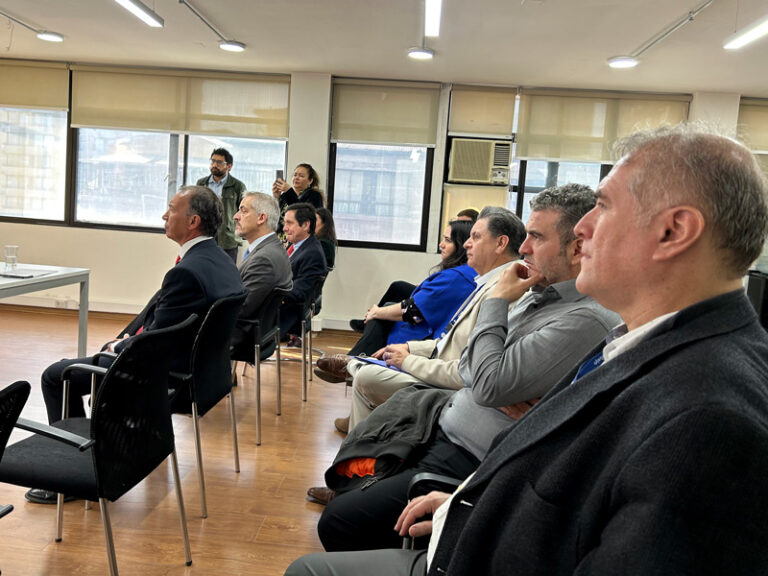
left=0, top=87, right=747, bottom=328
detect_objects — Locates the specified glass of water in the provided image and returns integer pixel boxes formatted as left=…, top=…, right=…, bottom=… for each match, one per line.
left=4, top=245, right=19, bottom=271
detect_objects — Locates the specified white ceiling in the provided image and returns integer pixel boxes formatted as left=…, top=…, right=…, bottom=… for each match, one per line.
left=1, top=0, right=767, bottom=97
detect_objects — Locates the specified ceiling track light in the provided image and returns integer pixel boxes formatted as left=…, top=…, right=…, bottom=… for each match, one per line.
left=0, top=8, right=63, bottom=42
left=113, top=0, right=164, bottom=28
left=724, top=11, right=768, bottom=50
left=178, top=0, right=246, bottom=52
left=424, top=0, right=442, bottom=37
left=607, top=0, right=712, bottom=69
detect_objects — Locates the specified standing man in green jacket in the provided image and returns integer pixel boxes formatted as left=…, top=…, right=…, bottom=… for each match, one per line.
left=197, top=147, right=246, bottom=263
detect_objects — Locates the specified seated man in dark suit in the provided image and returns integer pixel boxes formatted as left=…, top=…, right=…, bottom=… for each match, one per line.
left=30, top=185, right=244, bottom=504
left=286, top=125, right=768, bottom=575
left=278, top=202, right=327, bottom=340
left=230, top=191, right=293, bottom=356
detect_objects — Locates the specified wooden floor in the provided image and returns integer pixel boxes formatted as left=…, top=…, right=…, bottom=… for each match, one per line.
left=0, top=305, right=359, bottom=576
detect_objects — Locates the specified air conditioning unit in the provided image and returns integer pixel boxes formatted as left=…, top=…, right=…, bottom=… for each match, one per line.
left=448, top=138, right=511, bottom=185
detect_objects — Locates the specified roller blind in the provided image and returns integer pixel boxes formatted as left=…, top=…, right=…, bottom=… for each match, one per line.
left=448, top=86, right=516, bottom=136
left=516, top=90, right=690, bottom=163
left=0, top=60, right=69, bottom=110
left=737, top=99, right=768, bottom=152
left=71, top=67, right=290, bottom=138
left=331, top=79, right=440, bottom=146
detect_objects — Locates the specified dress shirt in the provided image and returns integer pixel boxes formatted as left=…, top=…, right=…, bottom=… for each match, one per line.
left=205, top=174, right=227, bottom=197
left=242, top=231, right=276, bottom=260
left=288, top=235, right=309, bottom=256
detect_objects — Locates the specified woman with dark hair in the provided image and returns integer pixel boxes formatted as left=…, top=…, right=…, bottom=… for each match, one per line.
left=315, top=207, right=337, bottom=269
left=319, top=220, right=476, bottom=367
left=272, top=163, right=325, bottom=210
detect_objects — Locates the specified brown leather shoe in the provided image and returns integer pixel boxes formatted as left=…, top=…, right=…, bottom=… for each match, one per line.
left=315, top=354, right=352, bottom=383
left=307, top=486, right=336, bottom=506
left=334, top=416, right=349, bottom=434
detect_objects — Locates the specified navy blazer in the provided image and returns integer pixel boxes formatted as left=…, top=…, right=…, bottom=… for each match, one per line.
left=430, top=290, right=768, bottom=576
left=279, top=234, right=327, bottom=335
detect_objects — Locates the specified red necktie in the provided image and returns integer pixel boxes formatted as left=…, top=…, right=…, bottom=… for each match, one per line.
left=175, top=255, right=181, bottom=264
left=287, top=244, right=295, bottom=256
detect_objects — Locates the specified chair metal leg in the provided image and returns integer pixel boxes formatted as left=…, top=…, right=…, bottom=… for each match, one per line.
left=99, top=498, right=119, bottom=576
left=230, top=360, right=238, bottom=387
left=275, top=332, right=282, bottom=415
left=55, top=492, right=64, bottom=542
left=301, top=321, right=308, bottom=402
left=255, top=343, right=262, bottom=446
left=190, top=402, right=207, bottom=519
left=308, top=314, right=313, bottom=382
left=229, top=392, right=240, bottom=473
left=170, top=449, right=193, bottom=567
left=62, top=379, right=69, bottom=420
left=84, top=373, right=97, bottom=511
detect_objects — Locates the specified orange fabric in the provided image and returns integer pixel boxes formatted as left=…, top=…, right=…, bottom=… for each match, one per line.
left=335, top=457, right=377, bottom=479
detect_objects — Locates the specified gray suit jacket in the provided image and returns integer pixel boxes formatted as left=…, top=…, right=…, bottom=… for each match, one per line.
left=231, top=233, right=293, bottom=351
left=429, top=290, right=768, bottom=576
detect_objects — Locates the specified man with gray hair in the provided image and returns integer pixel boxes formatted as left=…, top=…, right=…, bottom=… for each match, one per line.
left=310, top=184, right=617, bottom=553
left=288, top=124, right=768, bottom=575
left=230, top=192, right=293, bottom=355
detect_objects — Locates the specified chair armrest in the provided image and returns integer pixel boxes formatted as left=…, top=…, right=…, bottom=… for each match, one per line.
left=407, top=472, right=462, bottom=499
left=61, top=363, right=109, bottom=380
left=92, top=351, right=118, bottom=363
left=0, top=503, right=13, bottom=520
left=168, top=371, right=192, bottom=385
left=15, top=417, right=95, bottom=451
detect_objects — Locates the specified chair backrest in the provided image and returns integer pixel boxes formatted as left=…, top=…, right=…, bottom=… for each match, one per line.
left=187, top=292, right=247, bottom=416
left=305, top=274, right=327, bottom=319
left=254, top=286, right=292, bottom=343
left=90, top=314, right=199, bottom=502
left=0, top=381, right=30, bottom=463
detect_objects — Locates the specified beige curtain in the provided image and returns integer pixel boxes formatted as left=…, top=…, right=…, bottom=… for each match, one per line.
left=0, top=60, right=69, bottom=110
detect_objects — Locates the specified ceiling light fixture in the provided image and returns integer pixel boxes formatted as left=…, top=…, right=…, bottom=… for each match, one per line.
left=0, top=8, right=64, bottom=42
left=724, top=12, right=768, bottom=50
left=424, top=0, right=442, bottom=37
left=606, top=0, right=712, bottom=69
left=408, top=45, right=434, bottom=60
left=113, top=0, right=164, bottom=28
left=178, top=0, right=246, bottom=52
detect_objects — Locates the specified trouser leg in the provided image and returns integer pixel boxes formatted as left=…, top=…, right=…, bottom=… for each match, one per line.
left=318, top=430, right=480, bottom=552
left=41, top=354, right=113, bottom=424
left=348, top=319, right=393, bottom=357
left=347, top=362, right=418, bottom=431
left=285, top=549, right=427, bottom=576
left=377, top=282, right=417, bottom=307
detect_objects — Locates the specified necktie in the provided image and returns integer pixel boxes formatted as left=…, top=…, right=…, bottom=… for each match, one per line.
left=287, top=244, right=295, bottom=257
left=242, top=248, right=250, bottom=262
left=571, top=350, right=604, bottom=383
left=175, top=255, right=181, bottom=264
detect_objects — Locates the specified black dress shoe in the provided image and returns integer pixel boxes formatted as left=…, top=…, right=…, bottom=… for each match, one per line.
left=349, top=319, right=365, bottom=333
left=24, top=488, right=76, bottom=505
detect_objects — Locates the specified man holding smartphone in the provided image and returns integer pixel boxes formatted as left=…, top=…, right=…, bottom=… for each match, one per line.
left=196, top=147, right=246, bottom=263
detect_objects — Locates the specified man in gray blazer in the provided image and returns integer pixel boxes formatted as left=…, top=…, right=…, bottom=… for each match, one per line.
left=286, top=125, right=768, bottom=576
left=230, top=192, right=292, bottom=355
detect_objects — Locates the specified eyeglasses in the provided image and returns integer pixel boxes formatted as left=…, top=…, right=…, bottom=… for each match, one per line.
left=210, top=159, right=228, bottom=167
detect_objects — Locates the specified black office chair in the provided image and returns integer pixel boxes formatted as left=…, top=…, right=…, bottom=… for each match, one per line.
left=231, top=286, right=291, bottom=445
left=402, top=472, right=462, bottom=550
left=0, top=315, right=198, bottom=576
left=168, top=292, right=246, bottom=518
left=0, top=380, right=31, bottom=576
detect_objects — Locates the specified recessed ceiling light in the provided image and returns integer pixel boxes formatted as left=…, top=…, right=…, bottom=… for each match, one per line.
left=219, top=40, right=245, bottom=52
left=408, top=46, right=434, bottom=60
left=425, top=0, right=442, bottom=37
left=607, top=55, right=639, bottom=69
left=36, top=31, right=64, bottom=42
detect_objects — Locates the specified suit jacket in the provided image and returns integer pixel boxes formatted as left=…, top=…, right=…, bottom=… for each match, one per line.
left=401, top=263, right=508, bottom=390
left=230, top=233, right=293, bottom=352
left=116, top=238, right=244, bottom=363
left=429, top=290, right=768, bottom=576
left=279, top=234, right=327, bottom=335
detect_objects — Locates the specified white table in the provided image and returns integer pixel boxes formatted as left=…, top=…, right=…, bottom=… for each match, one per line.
left=0, top=264, right=90, bottom=357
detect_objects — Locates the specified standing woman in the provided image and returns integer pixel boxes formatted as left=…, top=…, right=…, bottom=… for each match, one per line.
left=272, top=163, right=325, bottom=210
left=315, top=207, right=338, bottom=269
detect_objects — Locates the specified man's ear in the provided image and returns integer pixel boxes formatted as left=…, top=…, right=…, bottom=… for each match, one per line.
left=496, top=234, right=509, bottom=254
left=567, top=237, right=583, bottom=266
left=188, top=213, right=201, bottom=230
left=651, top=205, right=705, bottom=262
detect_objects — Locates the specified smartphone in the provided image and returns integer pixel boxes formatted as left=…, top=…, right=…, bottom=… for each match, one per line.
left=276, top=169, right=284, bottom=181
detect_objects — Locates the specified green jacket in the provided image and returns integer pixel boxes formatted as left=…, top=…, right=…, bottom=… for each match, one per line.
left=196, top=174, right=246, bottom=249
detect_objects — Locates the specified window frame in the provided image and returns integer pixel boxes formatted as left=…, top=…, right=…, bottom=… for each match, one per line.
left=327, top=142, right=433, bottom=252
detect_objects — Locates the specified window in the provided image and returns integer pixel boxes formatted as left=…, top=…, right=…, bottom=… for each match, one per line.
left=331, top=143, right=431, bottom=246
left=186, top=135, right=286, bottom=196
left=0, top=107, right=68, bottom=221
left=74, top=130, right=287, bottom=228
left=329, top=79, right=440, bottom=250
